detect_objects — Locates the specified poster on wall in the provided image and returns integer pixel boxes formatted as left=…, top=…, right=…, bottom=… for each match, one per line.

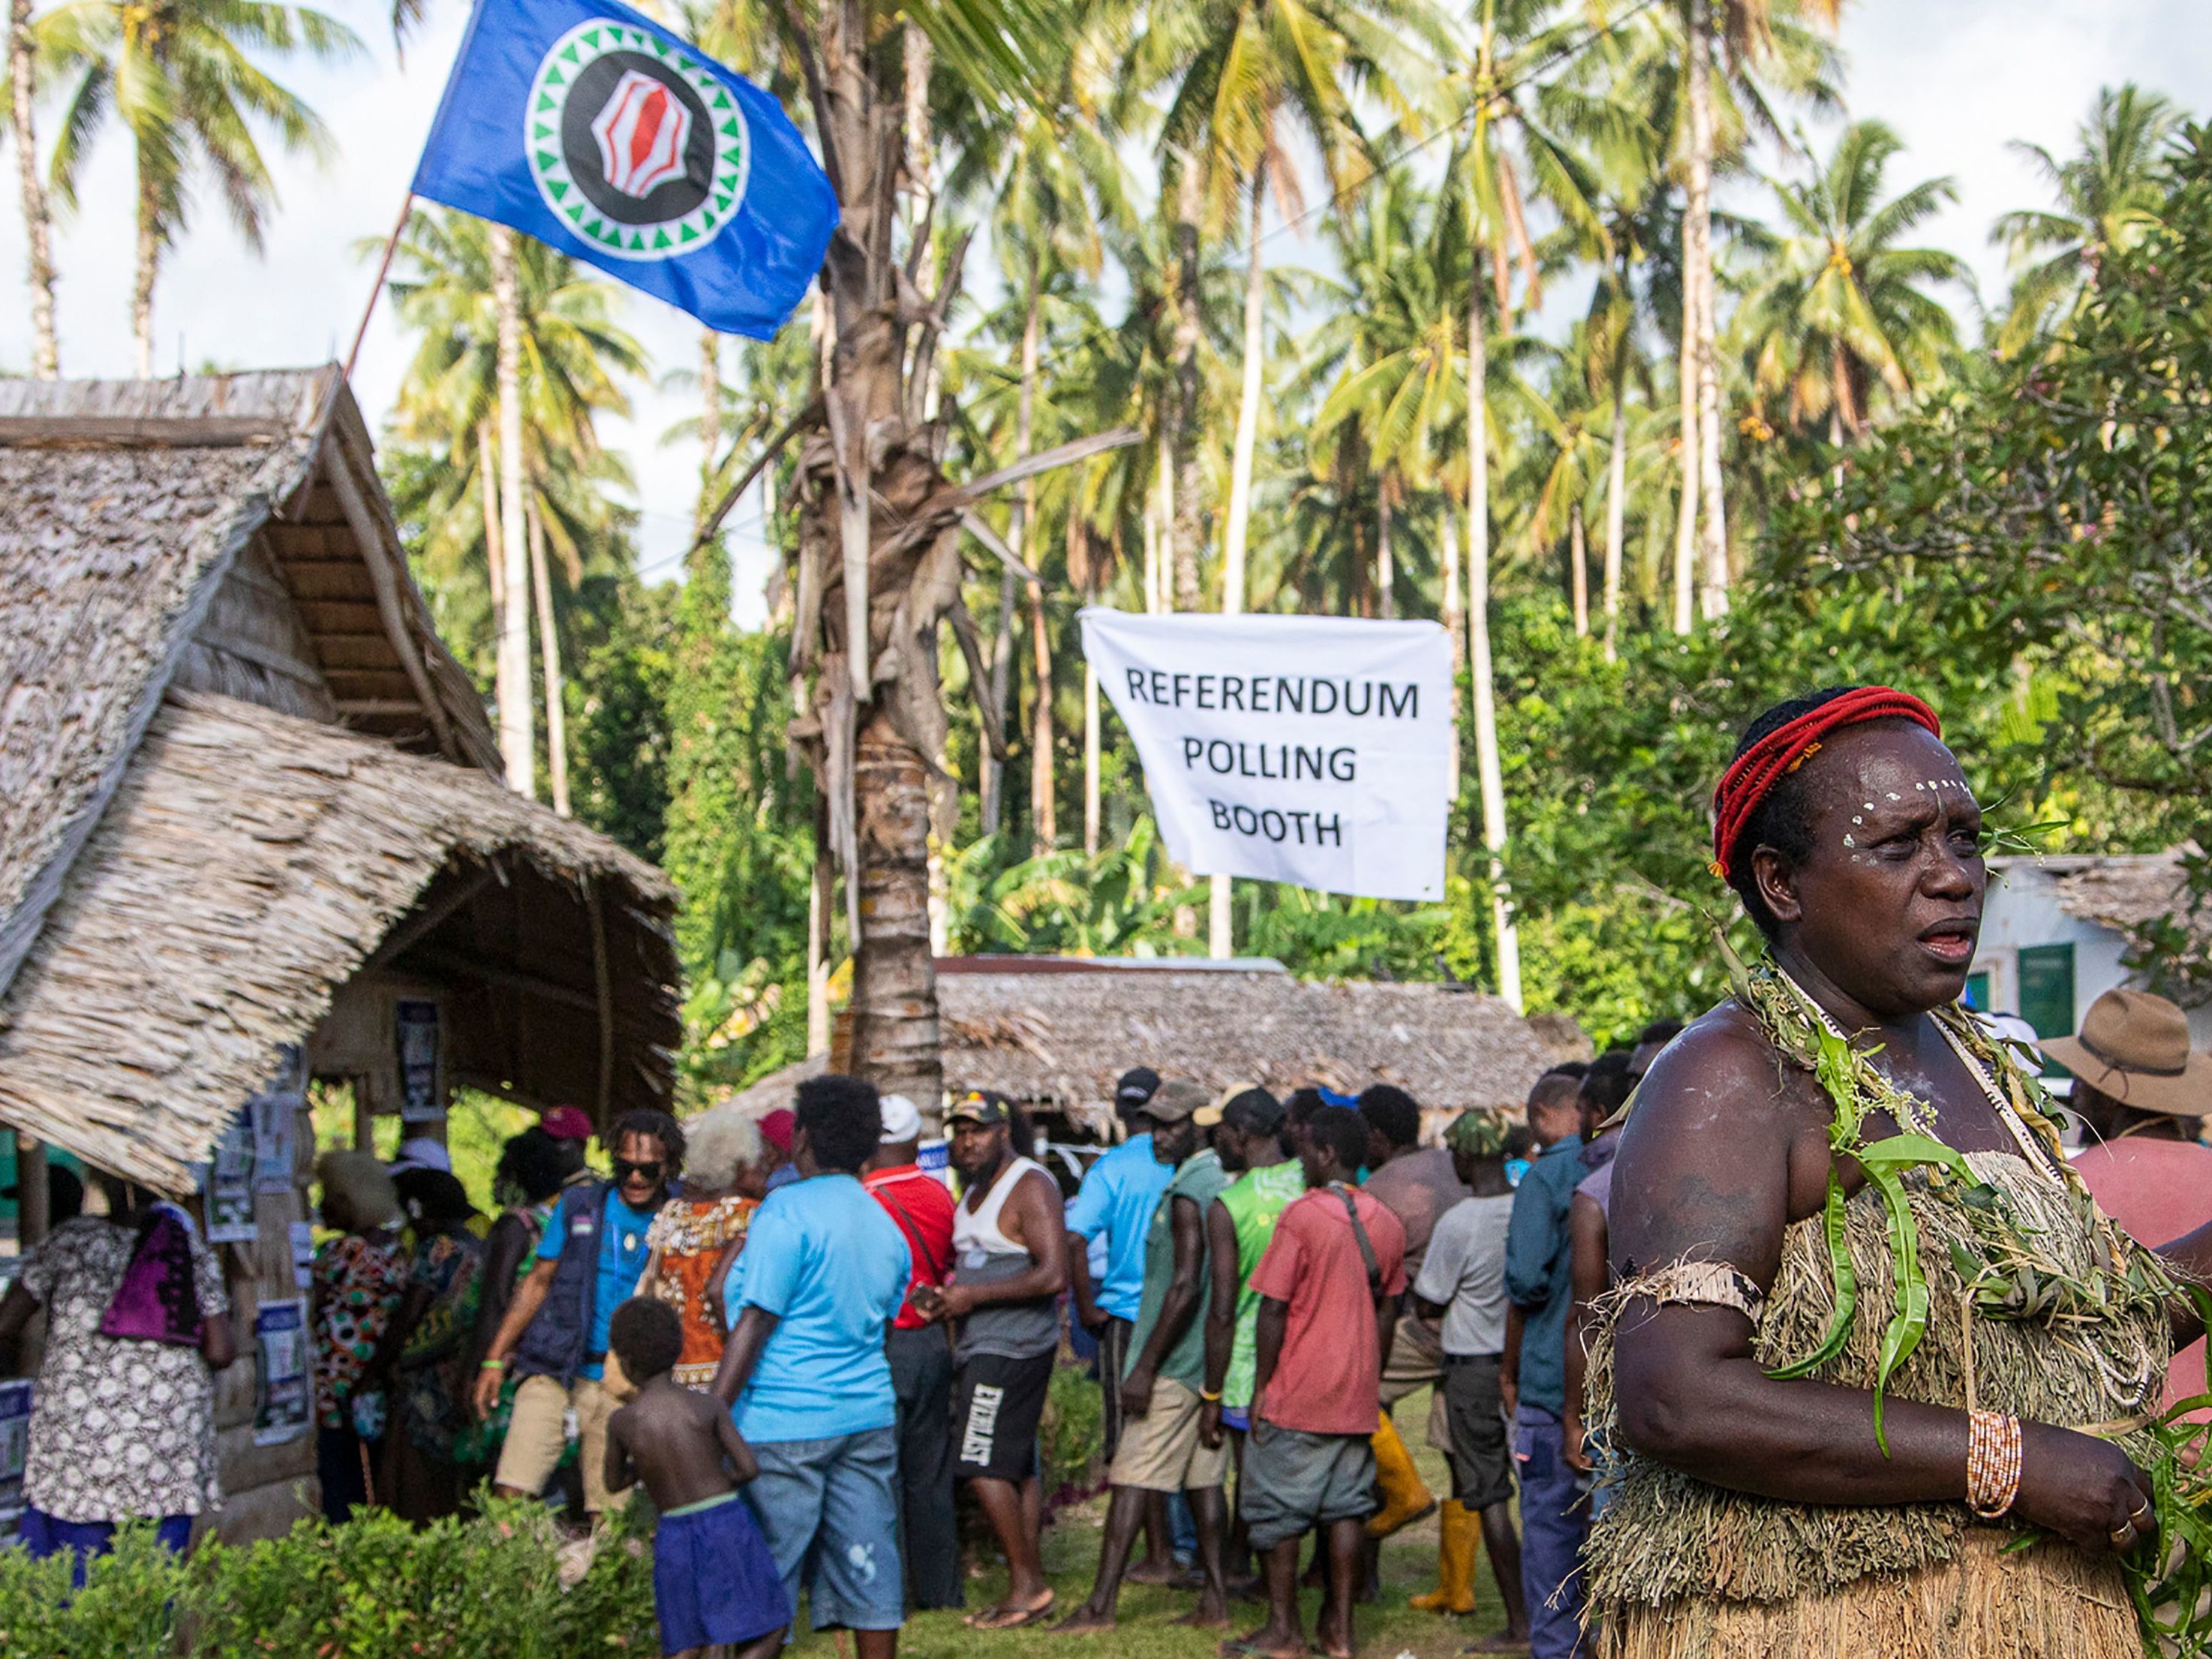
left=204, top=1112, right=257, bottom=1244
left=0, top=1379, right=30, bottom=1527
left=251, top=1043, right=303, bottom=1194
left=252, top=1299, right=310, bottom=1446
left=395, top=1000, right=443, bottom=1123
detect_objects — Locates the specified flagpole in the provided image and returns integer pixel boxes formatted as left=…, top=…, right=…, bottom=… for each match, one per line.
left=344, top=191, right=416, bottom=383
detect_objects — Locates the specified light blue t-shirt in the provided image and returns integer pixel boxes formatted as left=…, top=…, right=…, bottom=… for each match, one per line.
left=537, top=1190, right=657, bottom=1381
left=1065, top=1135, right=1174, bottom=1324
left=724, top=1172, right=911, bottom=1442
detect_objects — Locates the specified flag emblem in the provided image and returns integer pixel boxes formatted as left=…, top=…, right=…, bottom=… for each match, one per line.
left=524, top=20, right=750, bottom=261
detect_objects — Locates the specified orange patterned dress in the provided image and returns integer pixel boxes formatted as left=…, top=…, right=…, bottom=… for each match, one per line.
left=645, top=1194, right=758, bottom=1388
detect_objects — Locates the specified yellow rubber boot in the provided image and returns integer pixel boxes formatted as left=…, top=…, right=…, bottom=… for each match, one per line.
left=1366, top=1410, right=1437, bottom=1538
left=1408, top=1499, right=1479, bottom=1613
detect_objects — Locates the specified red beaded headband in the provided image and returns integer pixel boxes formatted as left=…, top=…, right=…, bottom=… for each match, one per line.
left=1709, top=687, right=1942, bottom=881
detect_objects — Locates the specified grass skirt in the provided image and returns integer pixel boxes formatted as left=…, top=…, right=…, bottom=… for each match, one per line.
left=1596, top=1531, right=2139, bottom=1659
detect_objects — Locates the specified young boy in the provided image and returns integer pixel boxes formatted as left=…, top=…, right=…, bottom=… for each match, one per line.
left=604, top=1299, right=791, bottom=1659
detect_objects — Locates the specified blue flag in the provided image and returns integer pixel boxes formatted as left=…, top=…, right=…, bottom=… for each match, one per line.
left=412, top=0, right=836, bottom=338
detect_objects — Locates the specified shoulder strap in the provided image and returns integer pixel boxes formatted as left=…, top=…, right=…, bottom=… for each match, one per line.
left=1331, top=1185, right=1383, bottom=1300
left=876, top=1177, right=948, bottom=1282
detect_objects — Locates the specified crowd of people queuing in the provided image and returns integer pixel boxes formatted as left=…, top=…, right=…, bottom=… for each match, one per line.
left=4, top=687, right=2212, bottom=1659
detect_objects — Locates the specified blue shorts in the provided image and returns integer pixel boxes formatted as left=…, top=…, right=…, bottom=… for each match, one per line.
left=21, top=1508, right=192, bottom=1588
left=654, top=1492, right=789, bottom=1655
left=746, top=1426, right=905, bottom=1631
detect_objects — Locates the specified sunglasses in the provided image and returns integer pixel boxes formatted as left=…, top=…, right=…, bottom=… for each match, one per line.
left=612, top=1159, right=663, bottom=1183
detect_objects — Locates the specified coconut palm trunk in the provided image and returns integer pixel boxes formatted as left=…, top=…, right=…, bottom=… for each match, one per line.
left=1209, top=175, right=1267, bottom=958
left=1603, top=383, right=1626, bottom=662
left=699, top=330, right=722, bottom=521
left=1028, top=579, right=1053, bottom=852
left=527, top=501, right=571, bottom=817
left=1083, top=648, right=1101, bottom=855
left=490, top=225, right=535, bottom=797
left=1441, top=503, right=1462, bottom=795
left=1569, top=502, right=1588, bottom=636
left=1467, top=280, right=1521, bottom=1011
left=1375, top=488, right=1395, bottom=620
left=1685, top=0, right=1729, bottom=620
left=133, top=171, right=159, bottom=378
left=1672, top=296, right=1697, bottom=634
left=11, top=0, right=58, bottom=379
left=477, top=422, right=506, bottom=625
left=1171, top=161, right=1206, bottom=613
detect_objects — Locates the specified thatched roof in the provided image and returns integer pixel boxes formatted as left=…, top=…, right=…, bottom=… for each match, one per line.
left=0, top=692, right=680, bottom=1195
left=0, top=369, right=498, bottom=1012
left=730, top=962, right=1589, bottom=1137
left=1997, top=849, right=2207, bottom=944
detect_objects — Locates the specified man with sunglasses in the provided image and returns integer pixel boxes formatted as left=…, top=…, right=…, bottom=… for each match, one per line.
left=474, top=1108, right=684, bottom=1520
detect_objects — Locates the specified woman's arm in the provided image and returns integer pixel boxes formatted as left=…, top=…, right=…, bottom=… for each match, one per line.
left=1562, top=1192, right=1608, bottom=1471
left=1611, top=1020, right=2153, bottom=1555
left=2153, top=1222, right=2212, bottom=1349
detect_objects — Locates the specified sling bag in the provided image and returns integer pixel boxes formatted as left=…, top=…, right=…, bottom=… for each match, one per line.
left=1330, top=1183, right=1384, bottom=1300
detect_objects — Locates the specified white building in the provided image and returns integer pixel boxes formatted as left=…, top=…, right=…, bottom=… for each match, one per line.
left=1973, top=851, right=2212, bottom=1063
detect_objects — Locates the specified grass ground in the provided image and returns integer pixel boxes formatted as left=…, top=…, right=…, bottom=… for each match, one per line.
left=787, top=1388, right=1518, bottom=1659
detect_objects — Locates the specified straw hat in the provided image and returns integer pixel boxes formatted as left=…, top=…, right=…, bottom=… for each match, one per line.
left=2042, top=988, right=2212, bottom=1118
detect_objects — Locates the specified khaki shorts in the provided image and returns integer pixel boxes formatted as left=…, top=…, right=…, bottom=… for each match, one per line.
left=1108, top=1376, right=1229, bottom=1492
left=495, top=1373, right=618, bottom=1513
left=1379, top=1311, right=1454, bottom=1451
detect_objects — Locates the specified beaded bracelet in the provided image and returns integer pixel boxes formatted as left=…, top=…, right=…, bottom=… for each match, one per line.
left=1967, top=1408, right=2022, bottom=1519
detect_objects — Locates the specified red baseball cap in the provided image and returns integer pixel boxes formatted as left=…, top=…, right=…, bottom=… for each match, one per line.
left=759, top=1109, right=795, bottom=1153
left=541, top=1105, right=594, bottom=1142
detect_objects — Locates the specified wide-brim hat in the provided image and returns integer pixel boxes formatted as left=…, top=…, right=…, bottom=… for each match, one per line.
left=2044, top=988, right=2212, bottom=1118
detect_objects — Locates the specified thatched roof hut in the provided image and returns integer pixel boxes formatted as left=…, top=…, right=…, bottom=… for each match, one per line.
left=0, top=368, right=682, bottom=1193
left=732, top=958, right=1589, bottom=1140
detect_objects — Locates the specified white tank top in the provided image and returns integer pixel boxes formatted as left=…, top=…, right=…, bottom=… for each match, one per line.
left=954, top=1155, right=1047, bottom=1266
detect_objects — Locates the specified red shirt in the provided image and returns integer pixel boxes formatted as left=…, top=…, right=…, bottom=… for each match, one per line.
left=1248, top=1184, right=1408, bottom=1435
left=863, top=1164, right=957, bottom=1331
left=2072, top=1136, right=2212, bottom=1410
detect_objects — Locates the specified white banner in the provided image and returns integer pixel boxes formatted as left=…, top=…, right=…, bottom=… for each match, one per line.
left=1079, top=609, right=1454, bottom=901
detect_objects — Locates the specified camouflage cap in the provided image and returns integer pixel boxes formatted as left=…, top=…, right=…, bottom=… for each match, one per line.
left=1442, top=1108, right=1512, bottom=1158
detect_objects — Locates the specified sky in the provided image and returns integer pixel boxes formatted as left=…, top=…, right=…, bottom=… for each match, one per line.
left=2, top=0, right=2207, bottom=627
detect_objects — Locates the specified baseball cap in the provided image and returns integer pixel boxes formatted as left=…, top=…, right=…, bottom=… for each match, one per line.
left=1115, top=1067, right=1162, bottom=1114
left=389, top=1137, right=452, bottom=1177
left=759, top=1108, right=795, bottom=1152
left=1142, top=1078, right=1211, bottom=1124
left=945, top=1089, right=1009, bottom=1127
left=541, top=1105, right=594, bottom=1142
left=879, top=1093, right=923, bottom=1143
left=1215, top=1085, right=1285, bottom=1135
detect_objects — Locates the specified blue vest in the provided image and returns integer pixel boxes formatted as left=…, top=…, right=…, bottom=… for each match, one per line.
left=513, top=1181, right=620, bottom=1386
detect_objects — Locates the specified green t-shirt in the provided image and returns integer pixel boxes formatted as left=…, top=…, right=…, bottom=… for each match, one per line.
left=1126, top=1149, right=1231, bottom=1391
left=1218, top=1159, right=1306, bottom=1409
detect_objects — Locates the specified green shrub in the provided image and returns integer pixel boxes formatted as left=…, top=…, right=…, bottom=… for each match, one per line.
left=0, top=1499, right=666, bottom=1657
left=1041, top=1360, right=1104, bottom=1495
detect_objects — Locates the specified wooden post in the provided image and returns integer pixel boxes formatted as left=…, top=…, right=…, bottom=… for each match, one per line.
left=14, top=1134, right=47, bottom=1249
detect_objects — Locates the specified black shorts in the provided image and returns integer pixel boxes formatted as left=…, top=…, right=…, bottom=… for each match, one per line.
left=1098, top=1317, right=1133, bottom=1460
left=952, top=1350, right=1056, bottom=1482
left=1441, top=1352, right=1514, bottom=1509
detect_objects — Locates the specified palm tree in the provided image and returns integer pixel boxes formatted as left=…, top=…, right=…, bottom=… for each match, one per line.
left=1444, top=0, right=1613, bottom=1008
left=1667, top=0, right=1838, bottom=617
left=386, top=209, right=645, bottom=801
left=1736, top=119, right=1966, bottom=443
left=1993, top=83, right=2180, bottom=358
left=8, top=0, right=59, bottom=375
left=771, top=0, right=1117, bottom=1104
left=1139, top=0, right=1440, bottom=956
left=950, top=92, right=1129, bottom=848
left=42, top=0, right=359, bottom=376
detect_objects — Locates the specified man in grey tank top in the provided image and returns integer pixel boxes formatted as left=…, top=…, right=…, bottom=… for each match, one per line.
left=914, top=1091, right=1068, bottom=1628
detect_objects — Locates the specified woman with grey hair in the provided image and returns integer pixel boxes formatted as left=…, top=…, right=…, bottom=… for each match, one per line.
left=642, top=1105, right=767, bottom=1388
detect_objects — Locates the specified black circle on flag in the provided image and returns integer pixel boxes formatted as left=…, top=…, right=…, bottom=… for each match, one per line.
left=526, top=21, right=751, bottom=263
left=561, top=51, right=712, bottom=225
